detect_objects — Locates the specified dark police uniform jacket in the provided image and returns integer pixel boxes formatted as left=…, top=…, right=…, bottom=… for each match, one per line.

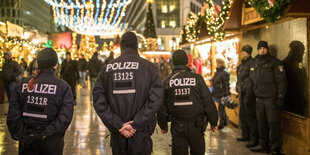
left=7, top=69, right=74, bottom=141
left=157, top=65, right=218, bottom=130
left=211, top=66, right=230, bottom=99
left=250, top=54, right=287, bottom=98
left=237, top=57, right=255, bottom=96
left=93, top=48, right=164, bottom=134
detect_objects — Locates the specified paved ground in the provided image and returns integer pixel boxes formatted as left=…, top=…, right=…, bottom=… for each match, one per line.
left=0, top=80, right=268, bottom=155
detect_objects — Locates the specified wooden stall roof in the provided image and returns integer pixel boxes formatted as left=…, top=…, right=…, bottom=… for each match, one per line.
left=223, top=0, right=243, bottom=32
left=198, top=19, right=211, bottom=39
left=284, top=0, right=310, bottom=18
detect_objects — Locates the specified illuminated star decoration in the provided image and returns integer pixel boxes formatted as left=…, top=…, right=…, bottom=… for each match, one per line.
left=45, top=0, right=132, bottom=37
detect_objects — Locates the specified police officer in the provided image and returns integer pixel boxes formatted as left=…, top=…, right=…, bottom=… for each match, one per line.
left=7, top=48, right=74, bottom=154
left=250, top=41, right=287, bottom=155
left=93, top=31, right=164, bottom=155
left=236, top=45, right=259, bottom=148
left=157, top=50, right=218, bottom=155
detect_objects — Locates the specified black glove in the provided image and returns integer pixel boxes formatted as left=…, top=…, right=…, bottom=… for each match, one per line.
left=24, top=133, right=46, bottom=149
left=275, top=98, right=284, bottom=109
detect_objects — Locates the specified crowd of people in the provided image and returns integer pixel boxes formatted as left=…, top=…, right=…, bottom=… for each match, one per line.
left=4, top=31, right=306, bottom=155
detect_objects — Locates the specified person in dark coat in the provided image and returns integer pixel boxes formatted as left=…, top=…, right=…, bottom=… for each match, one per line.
left=28, top=58, right=39, bottom=77
left=20, top=58, right=27, bottom=73
left=86, top=52, right=102, bottom=102
left=78, top=54, right=88, bottom=87
left=211, top=58, right=230, bottom=129
left=157, top=50, right=218, bottom=155
left=236, top=45, right=259, bottom=148
left=104, top=51, right=114, bottom=66
left=2, top=51, right=23, bottom=102
left=250, top=41, right=287, bottom=155
left=60, top=52, right=79, bottom=104
left=93, top=31, right=164, bottom=155
left=6, top=48, right=74, bottom=154
left=283, top=41, right=307, bottom=116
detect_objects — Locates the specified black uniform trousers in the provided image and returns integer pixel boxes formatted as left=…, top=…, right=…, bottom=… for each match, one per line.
left=239, top=93, right=258, bottom=142
left=171, top=120, right=205, bottom=155
left=256, top=97, right=282, bottom=152
left=110, top=132, right=153, bottom=155
left=18, top=136, right=64, bottom=155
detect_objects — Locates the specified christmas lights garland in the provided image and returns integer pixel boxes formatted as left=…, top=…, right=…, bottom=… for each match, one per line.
left=245, top=0, right=294, bottom=23
left=204, top=0, right=232, bottom=41
left=185, top=12, right=200, bottom=43
left=45, top=0, right=132, bottom=36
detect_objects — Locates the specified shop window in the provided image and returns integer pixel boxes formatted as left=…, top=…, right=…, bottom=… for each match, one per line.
left=7, top=9, right=10, bottom=17
left=12, top=9, right=15, bottom=17
left=169, top=20, right=176, bottom=28
left=161, top=20, right=166, bottom=28
left=162, top=5, right=168, bottom=13
left=11, top=0, right=15, bottom=7
left=169, top=5, right=175, bottom=12
left=156, top=0, right=180, bottom=28
left=194, top=38, right=239, bottom=91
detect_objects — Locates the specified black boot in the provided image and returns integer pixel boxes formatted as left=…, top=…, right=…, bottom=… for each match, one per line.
left=251, top=145, right=269, bottom=153
left=236, top=137, right=250, bottom=142
left=271, top=151, right=284, bottom=155
left=218, top=124, right=224, bottom=129
left=246, top=141, right=259, bottom=148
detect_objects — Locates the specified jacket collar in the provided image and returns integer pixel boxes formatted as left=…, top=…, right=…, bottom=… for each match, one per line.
left=216, top=66, right=225, bottom=72
left=241, top=57, right=252, bottom=63
left=121, top=47, right=139, bottom=56
left=173, top=65, right=191, bottom=72
left=255, top=53, right=272, bottom=64
left=40, top=68, right=55, bottom=75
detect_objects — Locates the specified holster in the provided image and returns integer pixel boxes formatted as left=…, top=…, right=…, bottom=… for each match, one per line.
left=194, top=116, right=208, bottom=132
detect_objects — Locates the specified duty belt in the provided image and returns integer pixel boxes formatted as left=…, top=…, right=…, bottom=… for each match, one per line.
left=27, top=125, right=46, bottom=133
left=171, top=115, right=205, bottom=122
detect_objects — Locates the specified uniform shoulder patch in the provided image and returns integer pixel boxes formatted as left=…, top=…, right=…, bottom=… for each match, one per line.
left=299, top=63, right=303, bottom=69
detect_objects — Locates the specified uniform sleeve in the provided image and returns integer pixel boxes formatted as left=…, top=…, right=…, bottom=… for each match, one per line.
left=131, top=67, right=164, bottom=129
left=224, top=72, right=231, bottom=96
left=6, top=84, right=27, bottom=141
left=199, top=77, right=218, bottom=126
left=93, top=70, right=124, bottom=131
left=157, top=78, right=169, bottom=130
left=44, top=86, right=74, bottom=137
left=274, top=61, right=287, bottom=98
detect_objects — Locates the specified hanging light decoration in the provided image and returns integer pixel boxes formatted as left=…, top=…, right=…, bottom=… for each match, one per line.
left=45, top=0, right=132, bottom=37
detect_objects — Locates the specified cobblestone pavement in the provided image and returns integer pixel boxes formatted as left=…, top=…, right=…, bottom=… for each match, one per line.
left=0, top=81, right=268, bottom=155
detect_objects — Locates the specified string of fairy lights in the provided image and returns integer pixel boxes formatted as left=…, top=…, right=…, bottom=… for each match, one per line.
left=184, top=12, right=200, bottom=43
left=206, top=0, right=232, bottom=41
left=183, top=0, right=232, bottom=42
left=44, top=0, right=132, bottom=37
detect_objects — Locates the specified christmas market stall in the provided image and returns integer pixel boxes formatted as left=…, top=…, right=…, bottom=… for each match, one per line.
left=239, top=0, right=310, bottom=154
left=180, top=0, right=242, bottom=125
